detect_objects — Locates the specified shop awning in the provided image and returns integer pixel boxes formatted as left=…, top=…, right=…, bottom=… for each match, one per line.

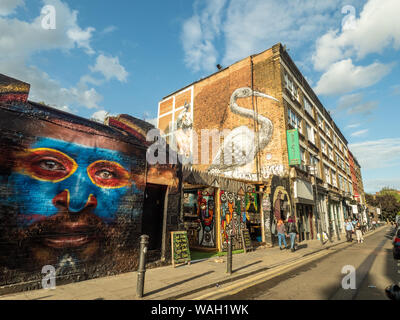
left=182, top=165, right=255, bottom=193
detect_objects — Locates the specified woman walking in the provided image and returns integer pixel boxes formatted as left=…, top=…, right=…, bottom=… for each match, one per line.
left=277, top=219, right=288, bottom=250
left=355, top=220, right=364, bottom=243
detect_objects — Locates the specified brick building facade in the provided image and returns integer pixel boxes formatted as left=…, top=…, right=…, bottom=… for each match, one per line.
left=157, top=43, right=365, bottom=248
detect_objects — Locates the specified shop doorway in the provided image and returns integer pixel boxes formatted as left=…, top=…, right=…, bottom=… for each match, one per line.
left=142, top=184, right=167, bottom=250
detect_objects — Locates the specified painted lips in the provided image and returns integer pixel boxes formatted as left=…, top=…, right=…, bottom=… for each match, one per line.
left=44, top=235, right=90, bottom=248
left=41, top=222, right=97, bottom=249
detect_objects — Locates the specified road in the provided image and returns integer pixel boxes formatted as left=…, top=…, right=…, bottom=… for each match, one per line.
left=219, top=226, right=399, bottom=300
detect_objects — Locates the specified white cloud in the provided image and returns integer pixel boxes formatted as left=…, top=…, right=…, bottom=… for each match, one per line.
left=67, top=25, right=96, bottom=55
left=0, top=0, right=24, bottom=16
left=346, top=123, right=361, bottom=129
left=181, top=0, right=227, bottom=72
left=101, top=25, right=117, bottom=34
left=89, top=54, right=129, bottom=83
left=314, top=59, right=391, bottom=95
left=0, top=0, right=105, bottom=110
left=181, top=0, right=356, bottom=73
left=312, top=0, right=400, bottom=71
left=349, top=138, right=400, bottom=170
left=363, top=178, right=400, bottom=193
left=90, top=110, right=109, bottom=123
left=350, top=129, right=368, bottom=137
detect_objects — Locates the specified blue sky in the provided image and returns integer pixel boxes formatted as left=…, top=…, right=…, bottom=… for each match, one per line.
left=0, top=0, right=399, bottom=193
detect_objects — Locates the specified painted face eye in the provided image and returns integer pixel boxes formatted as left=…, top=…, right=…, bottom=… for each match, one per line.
left=87, top=160, right=131, bottom=189
left=16, top=148, right=77, bottom=182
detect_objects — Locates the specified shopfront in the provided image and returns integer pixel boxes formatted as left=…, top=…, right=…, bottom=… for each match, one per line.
left=293, top=178, right=315, bottom=241
left=181, top=167, right=257, bottom=252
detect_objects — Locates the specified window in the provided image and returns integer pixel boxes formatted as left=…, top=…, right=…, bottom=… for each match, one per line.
left=346, top=164, right=350, bottom=175
left=310, top=155, right=320, bottom=177
left=318, top=114, right=324, bottom=129
left=306, top=123, right=315, bottom=144
left=324, top=166, right=331, bottom=184
left=326, top=126, right=331, bottom=139
left=300, top=147, right=307, bottom=165
left=338, top=175, right=343, bottom=190
left=288, top=107, right=302, bottom=134
left=284, top=73, right=298, bottom=100
left=328, top=146, right=333, bottom=161
left=333, top=135, right=338, bottom=146
left=304, top=97, right=313, bottom=117
left=321, top=138, right=327, bottom=154
left=332, top=170, right=337, bottom=187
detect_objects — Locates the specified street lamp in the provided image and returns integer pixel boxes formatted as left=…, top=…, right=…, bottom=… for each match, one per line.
left=308, top=164, right=324, bottom=245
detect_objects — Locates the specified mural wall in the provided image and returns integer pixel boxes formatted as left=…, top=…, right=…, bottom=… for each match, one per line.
left=0, top=103, right=148, bottom=292
left=219, top=191, right=245, bottom=251
left=197, top=189, right=215, bottom=247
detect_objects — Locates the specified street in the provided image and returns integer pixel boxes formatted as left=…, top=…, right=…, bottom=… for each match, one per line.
left=220, top=226, right=399, bottom=300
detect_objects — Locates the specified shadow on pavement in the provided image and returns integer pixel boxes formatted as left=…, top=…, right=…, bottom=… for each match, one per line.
left=233, top=260, right=262, bottom=274
left=144, top=270, right=214, bottom=297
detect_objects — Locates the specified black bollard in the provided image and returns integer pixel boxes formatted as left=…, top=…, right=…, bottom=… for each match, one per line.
left=227, top=233, right=232, bottom=275
left=136, top=234, right=149, bottom=298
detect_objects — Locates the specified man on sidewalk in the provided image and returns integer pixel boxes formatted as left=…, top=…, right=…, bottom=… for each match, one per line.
left=345, top=219, right=354, bottom=242
left=287, top=215, right=298, bottom=252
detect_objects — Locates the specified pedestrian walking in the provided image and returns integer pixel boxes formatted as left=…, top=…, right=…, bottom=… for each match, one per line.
left=287, top=215, right=298, bottom=252
left=355, top=221, right=364, bottom=243
left=345, top=219, right=354, bottom=242
left=372, top=220, right=377, bottom=230
left=277, top=219, right=288, bottom=250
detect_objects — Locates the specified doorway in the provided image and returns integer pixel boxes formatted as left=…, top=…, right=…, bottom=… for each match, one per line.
left=142, top=184, right=167, bottom=250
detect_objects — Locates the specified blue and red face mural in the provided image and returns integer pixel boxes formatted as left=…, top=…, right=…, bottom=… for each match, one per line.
left=0, top=108, right=146, bottom=282
left=9, top=137, right=135, bottom=226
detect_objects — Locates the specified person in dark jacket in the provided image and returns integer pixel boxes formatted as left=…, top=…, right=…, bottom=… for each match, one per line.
left=287, top=215, right=298, bottom=252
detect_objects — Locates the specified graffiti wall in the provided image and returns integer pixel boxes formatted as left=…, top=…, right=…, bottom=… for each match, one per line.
left=219, top=191, right=245, bottom=251
left=197, top=189, right=215, bottom=247
left=0, top=102, right=148, bottom=292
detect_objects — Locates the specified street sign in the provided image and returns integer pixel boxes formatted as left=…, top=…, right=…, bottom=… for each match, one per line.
left=287, top=129, right=300, bottom=165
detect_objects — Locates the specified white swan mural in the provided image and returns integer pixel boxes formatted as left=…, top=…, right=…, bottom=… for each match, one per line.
left=208, top=87, right=278, bottom=173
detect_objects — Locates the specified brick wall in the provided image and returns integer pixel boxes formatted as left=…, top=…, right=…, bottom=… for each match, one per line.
left=0, top=103, right=148, bottom=294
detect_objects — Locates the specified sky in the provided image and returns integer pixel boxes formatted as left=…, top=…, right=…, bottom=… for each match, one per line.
left=0, top=0, right=399, bottom=193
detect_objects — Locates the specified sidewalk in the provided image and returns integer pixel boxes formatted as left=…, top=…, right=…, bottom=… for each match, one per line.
left=0, top=226, right=388, bottom=300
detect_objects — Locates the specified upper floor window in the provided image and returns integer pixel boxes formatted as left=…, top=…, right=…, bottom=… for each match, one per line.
left=288, top=107, right=302, bottom=134
left=317, top=114, right=324, bottom=129
left=300, top=147, right=307, bottom=165
left=306, top=123, right=315, bottom=144
left=304, top=97, right=313, bottom=117
left=310, top=155, right=320, bottom=178
left=328, top=146, right=334, bottom=161
left=324, top=166, right=331, bottom=184
left=332, top=170, right=337, bottom=187
left=321, top=138, right=327, bottom=154
left=284, top=73, right=299, bottom=101
left=326, top=126, right=331, bottom=139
